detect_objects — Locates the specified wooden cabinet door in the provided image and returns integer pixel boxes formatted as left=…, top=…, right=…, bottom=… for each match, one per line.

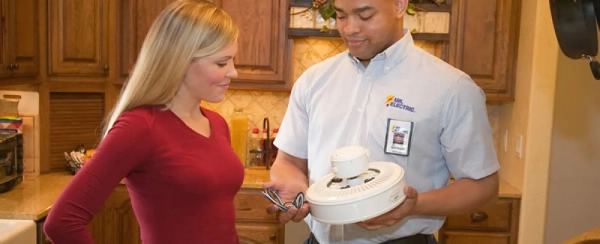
left=0, top=1, right=7, bottom=77
left=6, top=0, right=38, bottom=77
left=236, top=223, right=283, bottom=244
left=48, top=0, right=109, bottom=77
left=215, top=0, right=291, bottom=90
left=89, top=185, right=141, bottom=244
left=118, top=0, right=175, bottom=83
left=448, top=0, right=521, bottom=102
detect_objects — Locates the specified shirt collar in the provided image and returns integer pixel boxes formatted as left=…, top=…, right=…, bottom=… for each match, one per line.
left=346, top=29, right=413, bottom=72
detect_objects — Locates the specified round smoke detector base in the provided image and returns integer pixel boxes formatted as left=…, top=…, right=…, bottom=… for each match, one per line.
left=306, top=161, right=407, bottom=225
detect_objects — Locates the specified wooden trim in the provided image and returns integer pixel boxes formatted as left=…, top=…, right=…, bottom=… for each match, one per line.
left=289, top=0, right=451, bottom=12
left=289, top=28, right=449, bottom=41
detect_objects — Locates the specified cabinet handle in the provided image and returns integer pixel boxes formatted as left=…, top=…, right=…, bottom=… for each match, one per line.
left=7, top=64, right=14, bottom=71
left=269, top=235, right=276, bottom=241
left=104, top=64, right=109, bottom=72
left=13, top=64, right=18, bottom=70
left=235, top=208, right=252, bottom=211
left=470, top=212, right=488, bottom=223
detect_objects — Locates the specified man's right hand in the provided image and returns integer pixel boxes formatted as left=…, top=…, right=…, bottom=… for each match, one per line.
left=263, top=180, right=310, bottom=224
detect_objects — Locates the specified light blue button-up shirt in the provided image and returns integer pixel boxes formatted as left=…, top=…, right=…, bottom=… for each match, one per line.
left=275, top=30, right=499, bottom=244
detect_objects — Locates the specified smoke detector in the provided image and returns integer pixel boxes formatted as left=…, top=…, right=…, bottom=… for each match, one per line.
left=306, top=146, right=407, bottom=225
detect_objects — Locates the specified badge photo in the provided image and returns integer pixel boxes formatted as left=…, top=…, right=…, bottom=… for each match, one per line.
left=384, top=119, right=414, bottom=156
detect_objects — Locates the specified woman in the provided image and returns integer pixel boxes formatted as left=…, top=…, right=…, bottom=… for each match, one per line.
left=43, top=1, right=243, bottom=243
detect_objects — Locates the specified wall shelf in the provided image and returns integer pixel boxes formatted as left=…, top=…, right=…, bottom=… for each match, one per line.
left=288, top=28, right=449, bottom=41
left=289, top=0, right=451, bottom=12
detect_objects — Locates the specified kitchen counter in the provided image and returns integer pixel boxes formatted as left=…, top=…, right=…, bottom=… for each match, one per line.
left=563, top=227, right=600, bottom=244
left=0, top=168, right=272, bottom=221
left=0, top=168, right=520, bottom=221
left=0, top=172, right=74, bottom=220
left=498, top=180, right=521, bottom=199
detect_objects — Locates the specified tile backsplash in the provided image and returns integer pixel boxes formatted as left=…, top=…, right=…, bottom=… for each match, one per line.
left=203, top=38, right=501, bottom=150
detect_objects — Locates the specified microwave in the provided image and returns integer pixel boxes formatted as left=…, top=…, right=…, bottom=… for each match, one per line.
left=0, top=133, right=23, bottom=193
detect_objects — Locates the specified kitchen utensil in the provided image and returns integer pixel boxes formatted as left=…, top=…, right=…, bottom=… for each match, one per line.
left=549, top=0, right=600, bottom=79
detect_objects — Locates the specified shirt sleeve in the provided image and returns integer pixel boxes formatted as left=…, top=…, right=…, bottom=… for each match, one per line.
left=273, top=72, right=310, bottom=159
left=43, top=111, right=154, bottom=244
left=440, top=75, right=500, bottom=180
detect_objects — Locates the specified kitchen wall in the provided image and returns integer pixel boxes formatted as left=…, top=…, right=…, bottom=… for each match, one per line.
left=543, top=33, right=600, bottom=243
left=497, top=0, right=559, bottom=243
left=204, top=38, right=503, bottom=153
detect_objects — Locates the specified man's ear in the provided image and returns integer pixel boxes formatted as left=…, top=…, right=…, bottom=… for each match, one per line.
left=394, top=0, right=409, bottom=18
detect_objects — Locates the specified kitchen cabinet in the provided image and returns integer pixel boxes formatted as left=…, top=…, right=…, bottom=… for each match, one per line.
left=448, top=0, right=521, bottom=102
left=117, top=0, right=175, bottom=84
left=0, top=0, right=39, bottom=80
left=214, top=0, right=291, bottom=91
left=117, top=0, right=290, bottom=90
left=36, top=217, right=52, bottom=244
left=438, top=198, right=521, bottom=244
left=234, top=188, right=285, bottom=243
left=48, top=0, right=110, bottom=79
left=89, top=186, right=284, bottom=244
left=89, top=185, right=141, bottom=244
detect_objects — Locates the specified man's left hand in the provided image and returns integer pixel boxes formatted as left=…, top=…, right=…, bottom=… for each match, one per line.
left=356, top=186, right=419, bottom=230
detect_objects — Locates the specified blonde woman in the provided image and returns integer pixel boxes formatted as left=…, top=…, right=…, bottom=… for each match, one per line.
left=44, top=1, right=243, bottom=243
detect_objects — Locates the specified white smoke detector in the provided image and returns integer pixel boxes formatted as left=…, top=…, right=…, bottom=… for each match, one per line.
left=306, top=146, right=407, bottom=225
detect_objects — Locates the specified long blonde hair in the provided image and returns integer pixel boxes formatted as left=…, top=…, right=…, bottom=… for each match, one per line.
left=103, top=0, right=238, bottom=138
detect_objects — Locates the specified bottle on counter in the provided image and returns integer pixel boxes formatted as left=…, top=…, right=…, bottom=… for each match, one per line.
left=229, top=108, right=248, bottom=166
left=247, top=127, right=262, bottom=167
left=269, top=128, right=279, bottom=166
left=260, top=128, right=269, bottom=166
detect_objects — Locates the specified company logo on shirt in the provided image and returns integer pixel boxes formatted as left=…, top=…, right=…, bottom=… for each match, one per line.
left=385, top=95, right=416, bottom=112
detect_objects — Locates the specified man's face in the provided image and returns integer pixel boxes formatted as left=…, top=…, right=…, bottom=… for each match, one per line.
left=334, top=0, right=407, bottom=61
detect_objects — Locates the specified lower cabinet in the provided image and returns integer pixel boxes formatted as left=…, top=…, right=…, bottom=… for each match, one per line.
left=35, top=217, right=52, bottom=244
left=234, top=188, right=285, bottom=244
left=89, top=185, right=141, bottom=244
left=438, top=198, right=521, bottom=244
left=86, top=185, right=283, bottom=244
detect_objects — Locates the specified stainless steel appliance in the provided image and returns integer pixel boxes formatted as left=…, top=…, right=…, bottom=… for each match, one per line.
left=0, top=133, right=23, bottom=193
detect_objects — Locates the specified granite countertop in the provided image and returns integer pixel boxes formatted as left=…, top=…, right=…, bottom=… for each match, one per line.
left=0, top=168, right=272, bottom=221
left=0, top=168, right=520, bottom=221
left=563, top=227, right=600, bottom=244
left=498, top=180, right=521, bottom=199
left=0, top=172, right=74, bottom=220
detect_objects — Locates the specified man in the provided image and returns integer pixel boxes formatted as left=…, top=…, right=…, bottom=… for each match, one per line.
left=263, top=0, right=499, bottom=243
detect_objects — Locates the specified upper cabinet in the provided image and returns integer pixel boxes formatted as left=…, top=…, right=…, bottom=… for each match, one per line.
left=48, top=0, right=110, bottom=79
left=117, top=0, right=175, bottom=84
left=214, top=0, right=291, bottom=91
left=448, top=0, right=521, bottom=102
left=115, top=0, right=290, bottom=90
left=0, top=0, right=39, bottom=79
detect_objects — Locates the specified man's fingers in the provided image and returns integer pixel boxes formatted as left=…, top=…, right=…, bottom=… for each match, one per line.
left=266, top=204, right=281, bottom=215
left=404, top=186, right=418, bottom=199
left=278, top=207, right=298, bottom=224
left=356, top=222, right=384, bottom=230
left=291, top=204, right=310, bottom=222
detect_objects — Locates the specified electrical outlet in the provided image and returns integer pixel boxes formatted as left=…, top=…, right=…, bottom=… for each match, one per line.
left=503, top=130, right=508, bottom=152
left=515, top=135, right=523, bottom=158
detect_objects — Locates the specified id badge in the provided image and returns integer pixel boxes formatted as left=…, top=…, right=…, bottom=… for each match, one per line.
left=384, top=119, right=414, bottom=156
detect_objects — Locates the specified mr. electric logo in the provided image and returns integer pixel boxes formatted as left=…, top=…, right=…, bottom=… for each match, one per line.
left=385, top=95, right=416, bottom=113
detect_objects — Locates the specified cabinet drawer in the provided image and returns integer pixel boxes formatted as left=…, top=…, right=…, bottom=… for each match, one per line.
left=444, top=199, right=513, bottom=231
left=441, top=231, right=510, bottom=244
left=236, top=223, right=282, bottom=244
left=234, top=189, right=277, bottom=222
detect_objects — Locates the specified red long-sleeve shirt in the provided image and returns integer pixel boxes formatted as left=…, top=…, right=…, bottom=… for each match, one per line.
left=44, top=105, right=245, bottom=244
